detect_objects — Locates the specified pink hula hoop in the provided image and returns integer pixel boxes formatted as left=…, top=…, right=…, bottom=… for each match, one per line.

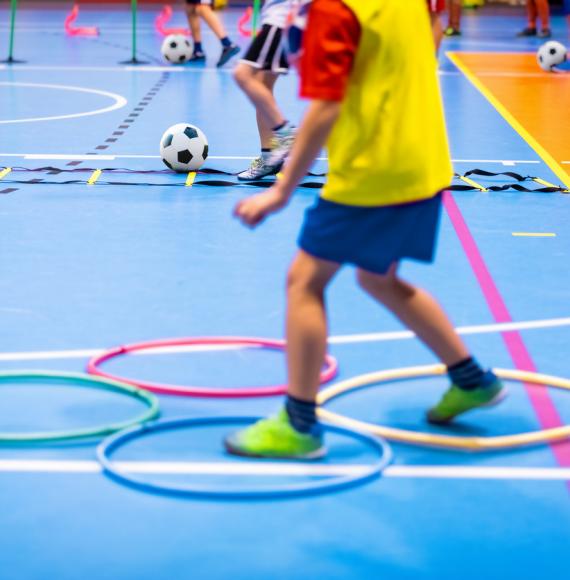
left=87, top=337, right=338, bottom=398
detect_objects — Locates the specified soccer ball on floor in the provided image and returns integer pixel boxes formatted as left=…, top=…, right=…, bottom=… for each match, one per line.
left=161, top=34, right=192, bottom=64
left=537, top=41, right=568, bottom=72
left=160, top=123, right=209, bottom=172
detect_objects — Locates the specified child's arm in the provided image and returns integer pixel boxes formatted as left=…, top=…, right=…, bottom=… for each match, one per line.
left=234, top=99, right=340, bottom=228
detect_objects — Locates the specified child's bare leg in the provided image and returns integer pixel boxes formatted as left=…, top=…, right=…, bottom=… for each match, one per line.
left=356, top=264, right=469, bottom=366
left=535, top=0, right=551, bottom=30
left=527, top=0, right=538, bottom=29
left=257, top=72, right=279, bottom=149
left=196, top=4, right=227, bottom=39
left=286, top=251, right=341, bottom=401
left=448, top=0, right=462, bottom=30
left=234, top=64, right=286, bottom=130
left=430, top=13, right=443, bottom=53
left=186, top=5, right=202, bottom=43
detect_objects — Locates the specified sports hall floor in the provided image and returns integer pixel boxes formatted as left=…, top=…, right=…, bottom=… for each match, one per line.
left=1, top=3, right=570, bottom=579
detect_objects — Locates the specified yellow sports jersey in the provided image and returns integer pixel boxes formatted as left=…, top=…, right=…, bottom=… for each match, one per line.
left=321, top=0, right=453, bottom=207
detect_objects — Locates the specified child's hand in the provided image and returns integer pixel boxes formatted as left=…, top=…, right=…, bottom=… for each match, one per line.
left=234, top=186, right=289, bottom=228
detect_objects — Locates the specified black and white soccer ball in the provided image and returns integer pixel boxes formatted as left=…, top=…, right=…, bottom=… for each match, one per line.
left=537, top=41, right=568, bottom=72
left=160, top=123, right=209, bottom=172
left=161, top=34, right=192, bottom=64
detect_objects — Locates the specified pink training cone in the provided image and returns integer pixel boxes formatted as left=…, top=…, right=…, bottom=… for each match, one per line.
left=64, top=4, right=99, bottom=37
left=155, top=5, right=191, bottom=37
left=238, top=7, right=253, bottom=38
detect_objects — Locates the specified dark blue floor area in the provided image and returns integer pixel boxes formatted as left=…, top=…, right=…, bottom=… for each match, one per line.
left=1, top=4, right=570, bottom=579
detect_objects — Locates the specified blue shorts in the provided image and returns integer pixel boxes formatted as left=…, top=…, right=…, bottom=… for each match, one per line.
left=298, top=194, right=443, bottom=275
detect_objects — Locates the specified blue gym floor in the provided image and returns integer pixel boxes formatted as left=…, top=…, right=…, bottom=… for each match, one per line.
left=1, top=4, right=570, bottom=579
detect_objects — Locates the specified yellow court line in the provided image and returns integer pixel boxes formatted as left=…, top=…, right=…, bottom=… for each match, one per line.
left=0, top=167, right=12, bottom=180
left=512, top=232, right=556, bottom=237
left=87, top=169, right=102, bottom=186
left=185, top=172, right=196, bottom=187
left=446, top=52, right=570, bottom=191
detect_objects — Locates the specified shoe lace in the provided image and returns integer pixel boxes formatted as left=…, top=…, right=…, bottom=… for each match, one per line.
left=250, top=156, right=263, bottom=169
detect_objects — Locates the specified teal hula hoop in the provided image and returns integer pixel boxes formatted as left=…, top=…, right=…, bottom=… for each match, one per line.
left=0, top=371, right=160, bottom=443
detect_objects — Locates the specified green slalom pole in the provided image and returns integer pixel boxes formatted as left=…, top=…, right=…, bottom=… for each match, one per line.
left=131, top=0, right=137, bottom=61
left=252, top=0, right=261, bottom=37
left=120, top=0, right=147, bottom=64
left=2, top=0, right=25, bottom=63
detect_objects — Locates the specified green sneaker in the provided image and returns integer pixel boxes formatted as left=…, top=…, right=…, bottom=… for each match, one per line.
left=224, top=409, right=325, bottom=460
left=427, top=380, right=507, bottom=425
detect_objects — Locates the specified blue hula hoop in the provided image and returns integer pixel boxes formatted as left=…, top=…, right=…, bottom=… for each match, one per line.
left=97, top=416, right=392, bottom=500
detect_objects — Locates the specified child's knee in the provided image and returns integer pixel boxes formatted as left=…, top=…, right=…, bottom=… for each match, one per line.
left=233, top=63, right=253, bottom=87
left=287, top=260, right=324, bottom=296
left=195, top=4, right=211, bottom=16
left=287, top=263, right=311, bottom=295
left=356, top=268, right=395, bottom=296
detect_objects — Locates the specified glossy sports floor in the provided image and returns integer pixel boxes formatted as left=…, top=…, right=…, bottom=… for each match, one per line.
left=1, top=3, right=570, bottom=579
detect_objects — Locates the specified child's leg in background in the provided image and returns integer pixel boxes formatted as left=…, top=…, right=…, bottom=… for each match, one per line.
left=448, top=0, right=462, bottom=32
left=430, top=13, right=444, bottom=52
left=196, top=3, right=229, bottom=41
left=526, top=0, right=538, bottom=29
left=234, top=66, right=286, bottom=135
left=257, top=72, right=279, bottom=150
left=532, top=0, right=550, bottom=31
left=186, top=1, right=239, bottom=65
left=186, top=4, right=203, bottom=48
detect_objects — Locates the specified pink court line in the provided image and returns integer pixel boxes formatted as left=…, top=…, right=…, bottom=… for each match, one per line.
left=443, top=191, right=570, bottom=470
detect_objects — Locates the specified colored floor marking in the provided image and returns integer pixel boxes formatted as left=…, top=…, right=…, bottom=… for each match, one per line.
left=447, top=52, right=570, bottom=188
left=443, top=191, right=570, bottom=472
left=0, top=82, right=128, bottom=124
left=512, top=232, right=556, bottom=237
left=87, top=169, right=102, bottom=185
left=185, top=172, right=196, bottom=187
left=1, top=317, right=569, bottom=361
left=0, top=154, right=541, bottom=164
left=458, top=174, right=488, bottom=191
left=1, top=460, right=570, bottom=481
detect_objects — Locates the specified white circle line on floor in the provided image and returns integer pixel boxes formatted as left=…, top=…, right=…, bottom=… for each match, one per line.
left=0, top=82, right=127, bottom=124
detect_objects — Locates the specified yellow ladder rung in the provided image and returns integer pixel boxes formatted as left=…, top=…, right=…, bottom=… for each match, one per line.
left=87, top=169, right=102, bottom=186
left=185, top=172, right=196, bottom=187
left=533, top=177, right=560, bottom=189
left=458, top=175, right=488, bottom=192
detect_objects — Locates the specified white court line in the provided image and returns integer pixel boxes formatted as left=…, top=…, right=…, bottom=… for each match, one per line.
left=0, top=83, right=127, bottom=124
left=0, top=460, right=569, bottom=481
left=0, top=65, right=234, bottom=73
left=327, top=317, right=570, bottom=345
left=452, top=159, right=541, bottom=166
left=12, top=154, right=322, bottom=161
left=0, top=153, right=541, bottom=166
left=1, top=317, right=569, bottom=362
left=22, top=154, right=117, bottom=161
